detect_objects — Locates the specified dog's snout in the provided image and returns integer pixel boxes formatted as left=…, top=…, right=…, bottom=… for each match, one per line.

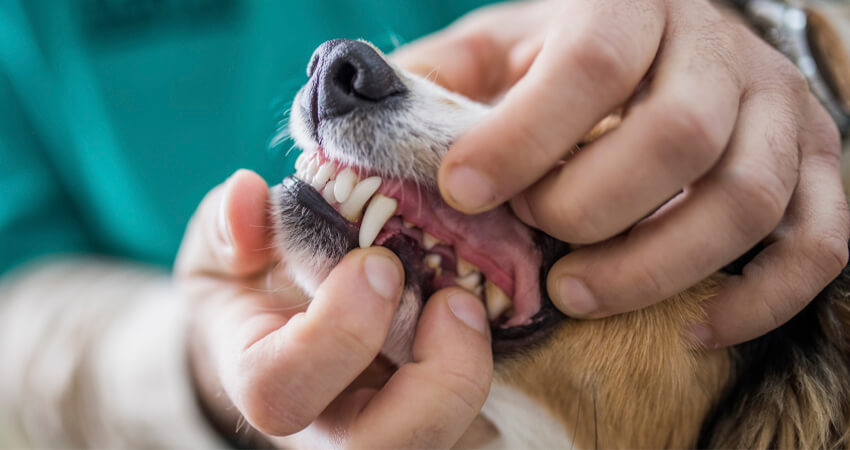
left=307, top=39, right=406, bottom=124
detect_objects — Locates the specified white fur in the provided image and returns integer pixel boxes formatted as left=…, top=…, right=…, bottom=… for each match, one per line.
left=482, top=383, right=575, bottom=449
left=276, top=41, right=571, bottom=448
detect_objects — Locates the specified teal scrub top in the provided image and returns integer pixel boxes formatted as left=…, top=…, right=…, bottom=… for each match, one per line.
left=0, top=0, right=500, bottom=274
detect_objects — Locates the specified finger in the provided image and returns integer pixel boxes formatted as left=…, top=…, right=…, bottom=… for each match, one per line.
left=438, top=0, right=667, bottom=213
left=390, top=25, right=510, bottom=101
left=346, top=288, right=492, bottom=449
left=390, top=1, right=549, bottom=100
left=547, top=91, right=800, bottom=318
left=175, top=169, right=272, bottom=278
left=512, top=9, right=741, bottom=244
left=696, top=101, right=849, bottom=347
left=222, top=248, right=404, bottom=436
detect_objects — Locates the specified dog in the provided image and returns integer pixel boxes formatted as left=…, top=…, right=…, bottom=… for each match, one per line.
left=271, top=39, right=850, bottom=448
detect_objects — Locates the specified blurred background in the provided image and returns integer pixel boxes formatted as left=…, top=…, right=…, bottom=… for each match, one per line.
left=1, top=0, right=499, bottom=275
left=1, top=2, right=505, bottom=446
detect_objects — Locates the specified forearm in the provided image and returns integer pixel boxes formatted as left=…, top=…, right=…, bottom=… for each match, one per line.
left=0, top=258, right=225, bottom=449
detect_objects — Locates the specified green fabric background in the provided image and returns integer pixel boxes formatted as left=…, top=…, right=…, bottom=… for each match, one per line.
left=0, top=0, right=500, bottom=274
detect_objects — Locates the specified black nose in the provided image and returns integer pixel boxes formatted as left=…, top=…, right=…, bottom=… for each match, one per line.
left=303, top=39, right=406, bottom=126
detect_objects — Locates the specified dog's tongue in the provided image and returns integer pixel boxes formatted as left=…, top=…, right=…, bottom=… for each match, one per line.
left=378, top=180, right=543, bottom=326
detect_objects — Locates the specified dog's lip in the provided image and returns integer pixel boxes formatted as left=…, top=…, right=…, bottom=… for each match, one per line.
left=279, top=175, right=569, bottom=354
left=376, top=178, right=545, bottom=327
left=293, top=147, right=547, bottom=326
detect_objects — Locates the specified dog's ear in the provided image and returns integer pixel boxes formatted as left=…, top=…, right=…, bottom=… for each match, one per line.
left=698, top=264, right=850, bottom=449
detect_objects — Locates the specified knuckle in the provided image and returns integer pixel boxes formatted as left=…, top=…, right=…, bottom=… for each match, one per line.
left=776, top=59, right=809, bottom=99
left=758, top=295, right=789, bottom=332
left=437, top=365, right=491, bottom=412
left=803, top=230, right=849, bottom=281
left=444, top=30, right=503, bottom=95
left=632, top=261, right=676, bottom=301
left=662, top=101, right=727, bottom=167
left=511, top=115, right=557, bottom=162
left=806, top=102, right=842, bottom=161
left=327, top=319, right=384, bottom=362
left=565, top=29, right=634, bottom=94
left=546, top=198, right=605, bottom=244
left=720, top=165, right=791, bottom=236
left=232, top=365, right=311, bottom=436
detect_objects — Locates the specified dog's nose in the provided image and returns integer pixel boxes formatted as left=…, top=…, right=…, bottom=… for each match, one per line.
left=306, top=39, right=407, bottom=122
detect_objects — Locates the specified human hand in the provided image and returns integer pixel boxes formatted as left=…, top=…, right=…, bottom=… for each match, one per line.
left=392, top=0, right=849, bottom=347
left=175, top=170, right=493, bottom=447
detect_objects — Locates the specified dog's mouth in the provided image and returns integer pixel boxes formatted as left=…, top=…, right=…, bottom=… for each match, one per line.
left=276, top=39, right=571, bottom=356
left=287, top=149, right=567, bottom=340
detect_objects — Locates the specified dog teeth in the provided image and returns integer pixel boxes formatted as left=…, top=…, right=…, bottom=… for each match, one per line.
left=321, top=180, right=336, bottom=204
left=424, top=253, right=442, bottom=277
left=402, top=219, right=415, bottom=228
left=359, top=194, right=397, bottom=248
left=295, top=153, right=309, bottom=171
left=457, top=258, right=477, bottom=278
left=455, top=270, right=482, bottom=292
left=312, top=161, right=336, bottom=190
left=334, top=168, right=358, bottom=203
left=304, top=158, right=319, bottom=182
left=422, top=232, right=441, bottom=250
left=340, top=176, right=382, bottom=222
left=424, top=253, right=441, bottom=269
left=474, top=284, right=484, bottom=298
left=485, top=281, right=512, bottom=321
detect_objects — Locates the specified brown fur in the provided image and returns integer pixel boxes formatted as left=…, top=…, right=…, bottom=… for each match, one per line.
left=490, top=267, right=850, bottom=448
left=496, top=278, right=729, bottom=448
left=703, top=270, right=850, bottom=449
left=490, top=101, right=850, bottom=449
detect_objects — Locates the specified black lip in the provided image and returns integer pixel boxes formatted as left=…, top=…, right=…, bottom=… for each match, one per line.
left=284, top=176, right=356, bottom=238
left=279, top=176, right=571, bottom=357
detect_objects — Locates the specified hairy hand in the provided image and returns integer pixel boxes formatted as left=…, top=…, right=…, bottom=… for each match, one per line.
left=175, top=170, right=492, bottom=448
left=393, top=0, right=849, bottom=347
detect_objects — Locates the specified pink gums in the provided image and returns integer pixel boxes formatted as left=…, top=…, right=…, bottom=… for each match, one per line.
left=377, top=180, right=543, bottom=327
left=299, top=150, right=544, bottom=326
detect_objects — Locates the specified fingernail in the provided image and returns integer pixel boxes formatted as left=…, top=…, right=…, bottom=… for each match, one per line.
left=554, top=277, right=597, bottom=317
left=448, top=290, right=489, bottom=335
left=689, top=325, right=716, bottom=348
left=444, top=165, right=497, bottom=211
left=217, top=186, right=234, bottom=248
left=364, top=253, right=403, bottom=301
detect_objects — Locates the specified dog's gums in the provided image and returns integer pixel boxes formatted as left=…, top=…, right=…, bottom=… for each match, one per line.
left=291, top=150, right=543, bottom=326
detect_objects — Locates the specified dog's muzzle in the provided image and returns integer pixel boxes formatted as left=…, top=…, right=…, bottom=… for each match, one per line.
left=300, top=39, right=408, bottom=138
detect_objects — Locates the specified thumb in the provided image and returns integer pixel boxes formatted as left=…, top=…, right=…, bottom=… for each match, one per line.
left=346, top=288, right=493, bottom=448
left=176, top=169, right=272, bottom=279
left=390, top=31, right=510, bottom=101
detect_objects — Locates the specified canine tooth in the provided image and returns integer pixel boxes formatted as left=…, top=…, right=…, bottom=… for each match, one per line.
left=457, top=258, right=478, bottom=277
left=424, top=253, right=442, bottom=269
left=340, top=176, right=382, bottom=222
left=334, top=168, right=358, bottom=203
left=311, top=161, right=336, bottom=189
left=423, top=232, right=441, bottom=250
left=359, top=194, right=397, bottom=248
left=304, top=158, right=319, bottom=182
left=321, top=180, right=336, bottom=204
left=485, top=281, right=513, bottom=321
left=455, top=271, right=482, bottom=292
left=402, top=219, right=415, bottom=228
